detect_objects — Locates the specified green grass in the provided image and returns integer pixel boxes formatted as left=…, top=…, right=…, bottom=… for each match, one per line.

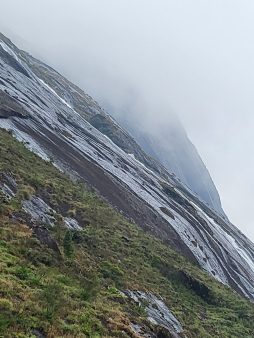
left=0, top=129, right=254, bottom=337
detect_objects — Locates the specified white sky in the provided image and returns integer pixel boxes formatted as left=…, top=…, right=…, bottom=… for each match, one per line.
left=0, top=0, right=254, bottom=240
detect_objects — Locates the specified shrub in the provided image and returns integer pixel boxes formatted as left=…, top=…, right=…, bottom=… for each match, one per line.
left=63, top=230, right=74, bottom=259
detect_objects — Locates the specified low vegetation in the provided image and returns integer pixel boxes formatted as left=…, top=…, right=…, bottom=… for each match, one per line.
left=0, top=129, right=254, bottom=337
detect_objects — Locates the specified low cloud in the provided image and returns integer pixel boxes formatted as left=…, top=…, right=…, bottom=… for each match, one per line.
left=1, top=0, right=254, bottom=239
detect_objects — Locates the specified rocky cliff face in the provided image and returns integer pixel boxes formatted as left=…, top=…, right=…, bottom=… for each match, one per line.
left=0, top=32, right=254, bottom=300
left=107, top=105, right=225, bottom=217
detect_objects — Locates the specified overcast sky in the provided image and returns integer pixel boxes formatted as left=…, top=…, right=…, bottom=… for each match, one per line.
left=1, top=0, right=254, bottom=240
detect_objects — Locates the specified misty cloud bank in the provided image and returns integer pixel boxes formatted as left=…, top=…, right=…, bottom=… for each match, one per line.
left=0, top=0, right=254, bottom=239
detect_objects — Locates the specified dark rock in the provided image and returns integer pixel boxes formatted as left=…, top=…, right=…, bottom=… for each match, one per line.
left=160, top=207, right=175, bottom=219
left=31, top=328, right=46, bottom=338
left=33, top=226, right=61, bottom=255
left=177, top=271, right=216, bottom=304
left=0, top=90, right=29, bottom=119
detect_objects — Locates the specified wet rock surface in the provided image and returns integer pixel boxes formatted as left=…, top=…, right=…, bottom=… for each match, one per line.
left=0, top=172, right=17, bottom=199
left=22, top=196, right=56, bottom=226
left=0, top=90, right=28, bottom=118
left=22, top=195, right=82, bottom=232
left=1, top=32, right=254, bottom=301
left=124, top=290, right=184, bottom=338
left=64, top=217, right=82, bottom=230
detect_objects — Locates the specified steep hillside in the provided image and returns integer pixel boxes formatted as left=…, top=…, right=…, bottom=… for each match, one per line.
left=1, top=129, right=254, bottom=338
left=7, top=33, right=224, bottom=216
left=107, top=106, right=224, bottom=216
left=0, top=32, right=254, bottom=303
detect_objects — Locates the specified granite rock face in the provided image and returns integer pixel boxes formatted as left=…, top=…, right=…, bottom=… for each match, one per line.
left=115, top=114, right=225, bottom=216
left=0, top=32, right=254, bottom=300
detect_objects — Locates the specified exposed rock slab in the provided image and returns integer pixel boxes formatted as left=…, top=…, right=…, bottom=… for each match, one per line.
left=0, top=32, right=254, bottom=300
left=124, top=290, right=184, bottom=338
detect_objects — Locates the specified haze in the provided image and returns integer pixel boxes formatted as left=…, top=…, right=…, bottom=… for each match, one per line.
left=0, top=0, right=254, bottom=240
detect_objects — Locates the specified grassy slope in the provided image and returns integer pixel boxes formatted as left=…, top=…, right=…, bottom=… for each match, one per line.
left=0, top=129, right=253, bottom=338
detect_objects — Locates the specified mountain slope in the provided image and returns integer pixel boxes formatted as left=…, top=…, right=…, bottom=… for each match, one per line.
left=0, top=33, right=254, bottom=303
left=1, top=128, right=254, bottom=338
left=107, top=105, right=225, bottom=216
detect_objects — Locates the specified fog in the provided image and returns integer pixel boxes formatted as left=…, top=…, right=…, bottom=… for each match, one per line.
left=1, top=1, right=254, bottom=240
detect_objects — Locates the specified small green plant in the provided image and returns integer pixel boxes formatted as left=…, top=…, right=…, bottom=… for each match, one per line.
left=63, top=230, right=74, bottom=259
left=15, top=266, right=31, bottom=280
